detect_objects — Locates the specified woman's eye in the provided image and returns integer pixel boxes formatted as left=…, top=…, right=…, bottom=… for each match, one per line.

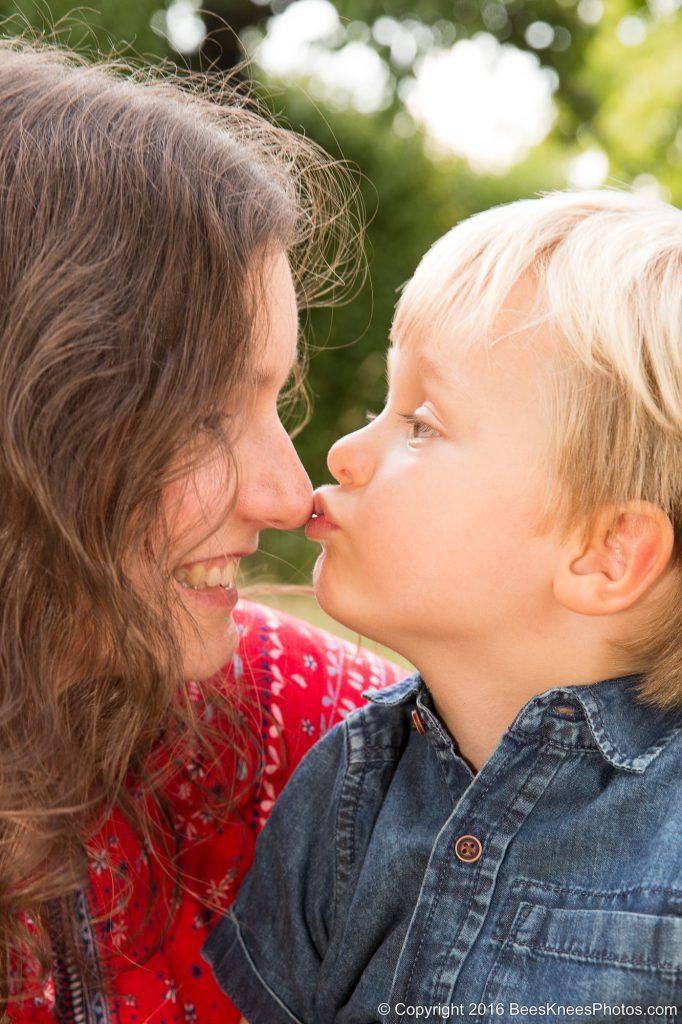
left=400, top=413, right=439, bottom=441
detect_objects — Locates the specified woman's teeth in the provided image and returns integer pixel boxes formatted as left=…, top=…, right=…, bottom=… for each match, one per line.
left=172, top=562, right=237, bottom=591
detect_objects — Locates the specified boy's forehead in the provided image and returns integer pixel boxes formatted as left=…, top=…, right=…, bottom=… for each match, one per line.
left=386, top=341, right=484, bottom=411
left=388, top=339, right=561, bottom=419
left=387, top=341, right=453, bottom=385
left=389, top=273, right=549, bottom=383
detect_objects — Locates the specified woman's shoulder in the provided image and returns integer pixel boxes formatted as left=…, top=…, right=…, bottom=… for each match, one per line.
left=4, top=604, right=406, bottom=1022
left=160, top=599, right=405, bottom=836
left=192, top=599, right=402, bottom=834
left=229, top=599, right=405, bottom=750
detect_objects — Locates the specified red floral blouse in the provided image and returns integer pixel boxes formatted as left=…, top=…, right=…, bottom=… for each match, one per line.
left=8, top=601, right=404, bottom=1023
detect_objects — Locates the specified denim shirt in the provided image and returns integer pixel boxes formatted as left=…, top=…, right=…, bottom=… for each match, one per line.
left=202, top=673, right=682, bottom=1024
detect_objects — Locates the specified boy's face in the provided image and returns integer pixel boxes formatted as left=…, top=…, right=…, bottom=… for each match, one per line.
left=310, top=278, right=568, bottom=659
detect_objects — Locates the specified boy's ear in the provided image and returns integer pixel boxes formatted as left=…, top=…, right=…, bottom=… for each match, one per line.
left=553, top=502, right=675, bottom=616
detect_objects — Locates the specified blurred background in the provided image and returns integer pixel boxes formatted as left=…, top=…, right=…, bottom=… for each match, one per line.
left=1, top=0, right=680, bottom=652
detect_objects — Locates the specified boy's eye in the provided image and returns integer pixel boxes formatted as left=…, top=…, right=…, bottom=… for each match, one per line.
left=400, top=413, right=439, bottom=442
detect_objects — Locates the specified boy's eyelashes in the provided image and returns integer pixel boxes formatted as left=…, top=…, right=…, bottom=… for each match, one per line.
left=363, top=408, right=439, bottom=441
left=399, top=413, right=440, bottom=441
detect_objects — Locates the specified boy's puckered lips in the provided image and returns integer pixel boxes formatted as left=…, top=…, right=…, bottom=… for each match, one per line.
left=305, top=489, right=340, bottom=539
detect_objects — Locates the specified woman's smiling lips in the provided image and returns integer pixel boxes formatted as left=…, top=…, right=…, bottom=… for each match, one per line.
left=172, top=550, right=256, bottom=610
left=305, top=492, right=340, bottom=540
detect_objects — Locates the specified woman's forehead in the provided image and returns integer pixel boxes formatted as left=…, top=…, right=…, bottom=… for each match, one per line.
left=249, top=251, right=299, bottom=388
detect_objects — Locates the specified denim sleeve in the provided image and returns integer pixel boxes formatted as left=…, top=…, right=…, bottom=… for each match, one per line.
left=201, top=718, right=348, bottom=1024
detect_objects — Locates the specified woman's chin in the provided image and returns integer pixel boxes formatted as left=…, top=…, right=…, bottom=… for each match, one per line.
left=181, top=615, right=239, bottom=681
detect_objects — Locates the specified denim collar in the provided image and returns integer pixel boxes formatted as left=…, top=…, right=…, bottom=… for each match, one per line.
left=363, top=671, right=682, bottom=774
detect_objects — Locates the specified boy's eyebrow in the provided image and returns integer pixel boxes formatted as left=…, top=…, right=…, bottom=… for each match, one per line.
left=415, top=350, right=452, bottom=385
left=385, top=345, right=397, bottom=388
left=386, top=344, right=461, bottom=389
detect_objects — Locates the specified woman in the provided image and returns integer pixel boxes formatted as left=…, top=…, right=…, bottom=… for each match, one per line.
left=0, top=37, right=402, bottom=1023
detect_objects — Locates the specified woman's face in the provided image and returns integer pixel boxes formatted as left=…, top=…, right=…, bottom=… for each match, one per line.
left=161, top=252, right=312, bottom=681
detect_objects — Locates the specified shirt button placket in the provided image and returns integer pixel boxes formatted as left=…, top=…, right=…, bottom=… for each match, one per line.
left=390, top=733, right=568, bottom=1012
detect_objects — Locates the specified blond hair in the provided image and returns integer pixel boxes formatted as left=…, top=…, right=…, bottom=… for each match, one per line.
left=392, top=189, right=682, bottom=711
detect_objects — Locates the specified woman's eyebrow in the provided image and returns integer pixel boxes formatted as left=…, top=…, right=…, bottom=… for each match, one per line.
left=253, top=351, right=299, bottom=389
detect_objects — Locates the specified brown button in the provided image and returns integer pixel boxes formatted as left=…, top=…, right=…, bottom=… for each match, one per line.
left=411, top=709, right=426, bottom=735
left=454, top=834, right=483, bottom=863
left=551, top=704, right=579, bottom=717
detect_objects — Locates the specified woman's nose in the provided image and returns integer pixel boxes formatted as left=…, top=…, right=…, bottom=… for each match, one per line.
left=327, top=426, right=374, bottom=487
left=240, top=427, right=313, bottom=530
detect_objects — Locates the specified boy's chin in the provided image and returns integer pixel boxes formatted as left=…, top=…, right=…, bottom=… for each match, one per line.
left=313, top=555, right=392, bottom=650
left=313, top=554, right=363, bottom=635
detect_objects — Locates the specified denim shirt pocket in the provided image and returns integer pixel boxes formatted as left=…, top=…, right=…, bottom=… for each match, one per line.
left=480, top=901, right=682, bottom=1018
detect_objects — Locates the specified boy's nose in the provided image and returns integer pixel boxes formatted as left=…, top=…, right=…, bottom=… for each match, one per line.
left=327, top=428, right=374, bottom=487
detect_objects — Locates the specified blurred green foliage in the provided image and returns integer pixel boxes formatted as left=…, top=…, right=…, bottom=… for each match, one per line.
left=0, top=0, right=165, bottom=59
left=0, top=0, right=680, bottom=582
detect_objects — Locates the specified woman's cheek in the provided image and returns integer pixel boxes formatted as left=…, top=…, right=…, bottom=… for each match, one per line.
left=163, top=463, right=230, bottom=559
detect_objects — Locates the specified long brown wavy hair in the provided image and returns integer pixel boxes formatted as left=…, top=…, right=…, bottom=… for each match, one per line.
left=0, top=35, right=361, bottom=1013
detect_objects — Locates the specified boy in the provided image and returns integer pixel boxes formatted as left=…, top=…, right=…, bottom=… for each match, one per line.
left=203, top=191, right=682, bottom=1023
